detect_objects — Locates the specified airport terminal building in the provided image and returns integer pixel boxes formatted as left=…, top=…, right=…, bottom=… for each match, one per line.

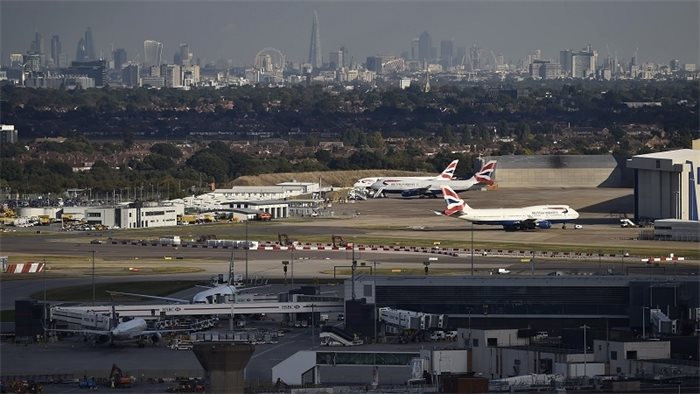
left=345, top=276, right=699, bottom=333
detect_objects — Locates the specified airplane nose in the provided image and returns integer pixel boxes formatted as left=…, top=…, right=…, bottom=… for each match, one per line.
left=572, top=209, right=580, bottom=219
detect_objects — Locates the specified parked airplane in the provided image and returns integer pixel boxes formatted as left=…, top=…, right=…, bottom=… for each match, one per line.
left=352, top=159, right=459, bottom=189
left=371, top=160, right=497, bottom=198
left=53, top=306, right=177, bottom=346
left=435, top=185, right=579, bottom=230
left=107, top=281, right=269, bottom=305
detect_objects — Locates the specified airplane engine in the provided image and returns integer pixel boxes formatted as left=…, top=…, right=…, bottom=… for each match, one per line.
left=151, top=332, right=162, bottom=343
left=401, top=190, right=420, bottom=198
left=536, top=221, right=552, bottom=229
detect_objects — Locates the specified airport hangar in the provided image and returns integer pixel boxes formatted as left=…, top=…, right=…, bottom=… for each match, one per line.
left=343, top=276, right=700, bottom=336
left=483, top=154, right=630, bottom=188
left=627, top=147, right=700, bottom=222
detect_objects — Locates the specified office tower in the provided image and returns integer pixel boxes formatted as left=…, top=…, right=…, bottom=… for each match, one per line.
left=161, top=64, right=182, bottom=87
left=75, top=38, right=87, bottom=62
left=9, top=54, right=24, bottom=69
left=411, top=38, right=420, bottom=60
left=418, top=32, right=432, bottom=62
left=440, top=39, right=454, bottom=70
left=144, top=40, right=163, bottom=68
left=670, top=59, right=680, bottom=72
left=178, top=44, right=192, bottom=66
left=559, top=49, right=573, bottom=76
left=84, top=27, right=96, bottom=61
left=50, top=35, right=62, bottom=68
left=113, top=48, right=127, bottom=70
left=329, top=50, right=343, bottom=70
left=122, top=64, right=140, bottom=87
left=308, top=11, right=322, bottom=69
left=30, top=32, right=44, bottom=55
left=571, top=45, right=597, bottom=78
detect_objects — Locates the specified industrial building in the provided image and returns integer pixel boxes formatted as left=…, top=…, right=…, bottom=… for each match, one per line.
left=225, top=200, right=289, bottom=219
left=653, top=219, right=700, bottom=242
left=627, top=148, right=700, bottom=221
left=61, top=202, right=184, bottom=228
left=483, top=155, right=628, bottom=188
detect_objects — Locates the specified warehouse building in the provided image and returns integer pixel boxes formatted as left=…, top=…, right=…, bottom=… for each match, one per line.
left=483, top=155, right=628, bottom=188
left=627, top=148, right=700, bottom=221
left=62, top=202, right=184, bottom=228
left=225, top=200, right=289, bottom=219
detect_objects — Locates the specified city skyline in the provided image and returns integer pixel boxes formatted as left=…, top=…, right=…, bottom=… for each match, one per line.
left=1, top=1, right=698, bottom=68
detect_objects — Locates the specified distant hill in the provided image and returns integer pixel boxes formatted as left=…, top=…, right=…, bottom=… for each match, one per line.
left=230, top=170, right=430, bottom=188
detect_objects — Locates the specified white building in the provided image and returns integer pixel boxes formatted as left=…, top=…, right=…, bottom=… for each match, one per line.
left=64, top=203, right=183, bottom=229
left=593, top=339, right=670, bottom=377
left=627, top=147, right=700, bottom=221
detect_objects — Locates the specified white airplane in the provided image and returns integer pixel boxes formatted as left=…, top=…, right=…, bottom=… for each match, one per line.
left=107, top=281, right=269, bottom=305
left=352, top=159, right=459, bottom=189
left=435, top=185, right=579, bottom=231
left=371, top=160, right=497, bottom=198
left=53, top=307, right=179, bottom=346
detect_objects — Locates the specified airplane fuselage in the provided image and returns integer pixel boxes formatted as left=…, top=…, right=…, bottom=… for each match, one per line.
left=452, top=205, right=579, bottom=228
left=110, top=318, right=148, bottom=339
left=372, top=178, right=480, bottom=196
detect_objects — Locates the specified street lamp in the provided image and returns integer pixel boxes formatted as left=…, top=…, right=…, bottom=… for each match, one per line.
left=470, top=222, right=474, bottom=275
left=282, top=261, right=289, bottom=285
left=373, top=261, right=379, bottom=344
left=91, top=250, right=96, bottom=305
left=580, top=324, right=590, bottom=378
left=244, top=220, right=249, bottom=282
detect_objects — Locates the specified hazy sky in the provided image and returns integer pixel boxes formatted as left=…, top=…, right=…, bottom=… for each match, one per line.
left=2, top=1, right=699, bottom=67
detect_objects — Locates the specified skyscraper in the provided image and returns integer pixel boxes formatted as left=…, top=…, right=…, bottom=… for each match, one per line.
left=144, top=40, right=163, bottom=68
left=440, top=39, right=454, bottom=70
left=50, top=35, right=62, bottom=68
left=411, top=38, right=420, bottom=60
left=84, top=27, right=96, bottom=61
left=308, top=11, right=322, bottom=69
left=75, top=37, right=87, bottom=62
left=113, top=48, right=127, bottom=70
left=329, top=49, right=343, bottom=70
left=29, top=31, right=45, bottom=67
left=178, top=44, right=192, bottom=66
left=418, top=32, right=432, bottom=62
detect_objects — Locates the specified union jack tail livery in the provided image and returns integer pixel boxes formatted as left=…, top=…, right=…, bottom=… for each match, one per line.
left=441, top=185, right=468, bottom=216
left=474, top=160, right=497, bottom=185
left=437, top=160, right=459, bottom=180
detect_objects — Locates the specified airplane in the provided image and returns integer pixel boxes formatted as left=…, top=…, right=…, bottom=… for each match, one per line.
left=52, top=306, right=179, bottom=346
left=370, top=160, right=497, bottom=198
left=435, top=185, right=579, bottom=231
left=352, top=159, right=459, bottom=189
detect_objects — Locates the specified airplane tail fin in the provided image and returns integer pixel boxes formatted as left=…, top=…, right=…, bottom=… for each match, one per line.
left=441, top=185, right=469, bottom=216
left=474, top=160, right=497, bottom=185
left=435, top=159, right=459, bottom=180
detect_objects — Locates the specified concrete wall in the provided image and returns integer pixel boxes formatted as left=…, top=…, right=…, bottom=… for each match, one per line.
left=484, top=155, right=627, bottom=188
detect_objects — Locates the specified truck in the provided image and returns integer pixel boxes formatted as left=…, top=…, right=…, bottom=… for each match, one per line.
left=256, top=212, right=272, bottom=221
left=160, top=236, right=182, bottom=246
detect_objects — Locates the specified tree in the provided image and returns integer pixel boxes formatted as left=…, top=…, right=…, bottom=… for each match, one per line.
left=150, top=143, right=183, bottom=159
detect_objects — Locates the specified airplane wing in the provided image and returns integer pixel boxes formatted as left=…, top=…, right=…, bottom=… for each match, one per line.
left=106, top=290, right=189, bottom=304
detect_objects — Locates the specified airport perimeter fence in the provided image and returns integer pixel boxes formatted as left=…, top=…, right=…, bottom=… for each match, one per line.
left=108, top=237, right=650, bottom=261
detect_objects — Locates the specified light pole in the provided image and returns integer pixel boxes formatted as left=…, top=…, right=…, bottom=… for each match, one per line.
left=244, top=220, right=249, bottom=282
left=642, top=306, right=649, bottom=339
left=470, top=221, right=474, bottom=275
left=580, top=324, right=590, bottom=378
left=290, top=246, right=295, bottom=287
left=373, top=261, right=379, bottom=344
left=351, top=260, right=357, bottom=300
left=282, top=261, right=289, bottom=285
left=43, top=257, right=47, bottom=345
left=91, top=250, right=96, bottom=305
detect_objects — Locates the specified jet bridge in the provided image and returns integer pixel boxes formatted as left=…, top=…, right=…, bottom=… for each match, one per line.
left=51, top=301, right=343, bottom=321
